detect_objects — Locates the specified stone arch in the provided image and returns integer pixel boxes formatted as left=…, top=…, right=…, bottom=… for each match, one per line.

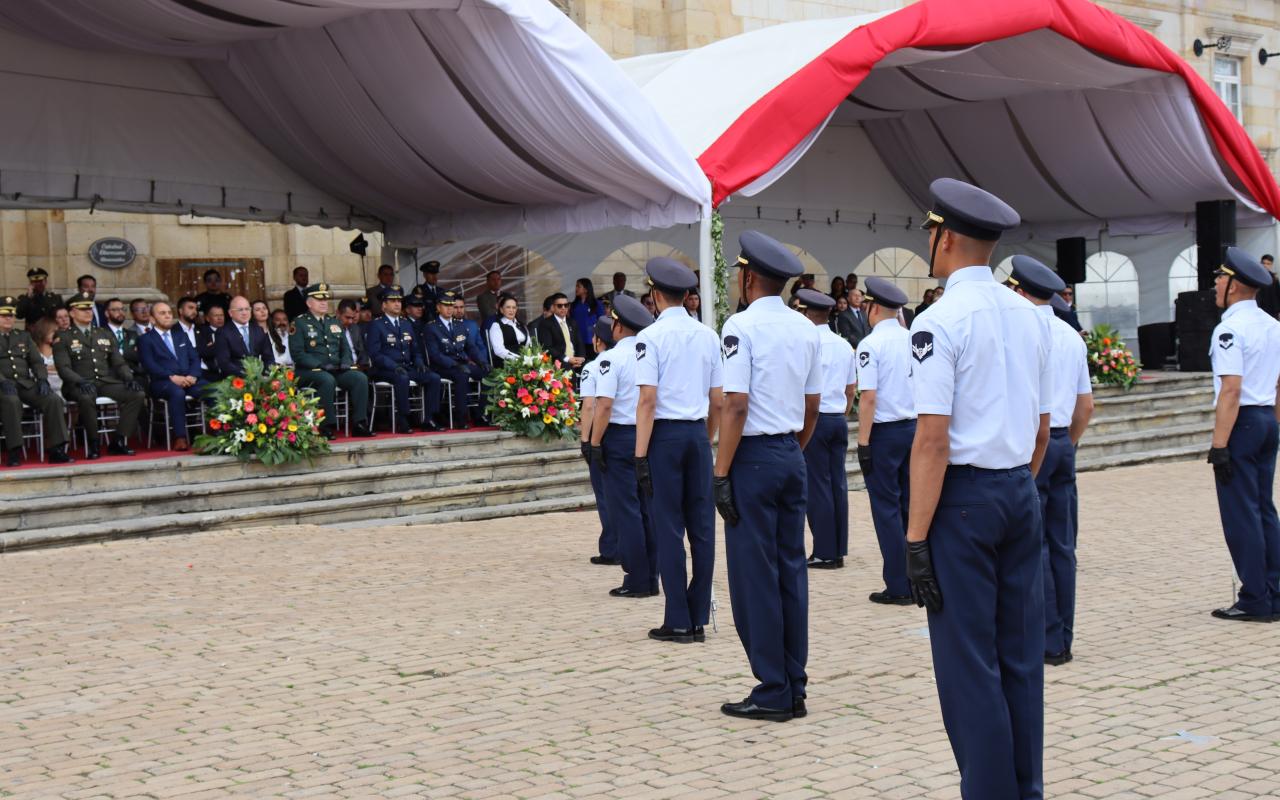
left=1077, top=251, right=1139, bottom=340
left=1167, top=245, right=1198, bottom=316
left=854, top=247, right=934, bottom=305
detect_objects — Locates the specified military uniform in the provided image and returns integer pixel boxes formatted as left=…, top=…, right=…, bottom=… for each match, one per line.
left=16, top=268, right=64, bottom=328
left=0, top=297, right=72, bottom=465
left=582, top=317, right=617, bottom=565
left=365, top=286, right=443, bottom=432
left=288, top=283, right=372, bottom=438
left=424, top=290, right=488, bottom=429
left=1207, top=248, right=1280, bottom=623
left=53, top=292, right=146, bottom=458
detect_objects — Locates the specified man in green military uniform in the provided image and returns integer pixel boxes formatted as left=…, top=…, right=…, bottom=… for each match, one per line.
left=0, top=297, right=73, bottom=466
left=53, top=292, right=146, bottom=459
left=16, top=267, right=64, bottom=329
left=289, top=283, right=374, bottom=439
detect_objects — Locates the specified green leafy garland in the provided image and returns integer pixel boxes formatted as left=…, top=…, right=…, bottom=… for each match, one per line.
left=711, top=209, right=730, bottom=331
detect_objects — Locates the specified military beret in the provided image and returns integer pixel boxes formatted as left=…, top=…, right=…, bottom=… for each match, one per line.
left=1008, top=255, right=1066, bottom=300
left=645, top=257, right=697, bottom=293
left=793, top=288, right=835, bottom=311
left=1218, top=246, right=1273, bottom=289
left=862, top=276, right=909, bottom=309
left=420, top=260, right=441, bottom=274
left=26, top=267, right=49, bottom=281
left=438, top=290, right=459, bottom=305
left=305, top=282, right=332, bottom=299
left=920, top=178, right=1020, bottom=241
left=0, top=296, right=16, bottom=315
left=66, top=291, right=96, bottom=309
left=593, top=317, right=615, bottom=347
left=610, top=293, right=654, bottom=332
left=736, top=230, right=804, bottom=281
left=379, top=285, right=405, bottom=301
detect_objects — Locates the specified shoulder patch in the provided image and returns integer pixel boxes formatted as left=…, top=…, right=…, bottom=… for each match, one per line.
left=859, top=351, right=870, bottom=368
left=722, top=335, right=740, bottom=359
left=635, top=342, right=647, bottom=360
left=1218, top=332, right=1235, bottom=350
left=911, top=331, right=935, bottom=363
left=597, top=360, right=612, bottom=375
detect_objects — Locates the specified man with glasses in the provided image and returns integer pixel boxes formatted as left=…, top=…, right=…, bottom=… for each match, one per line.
left=215, top=296, right=275, bottom=378
left=1058, top=287, right=1082, bottom=332
left=534, top=293, right=585, bottom=372
left=139, top=301, right=206, bottom=451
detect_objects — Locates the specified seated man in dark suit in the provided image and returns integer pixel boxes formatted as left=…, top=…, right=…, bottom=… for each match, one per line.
left=215, top=296, right=276, bottom=378
left=138, top=301, right=206, bottom=451
left=533, top=292, right=585, bottom=372
left=196, top=305, right=226, bottom=383
left=424, top=291, right=488, bottom=429
left=365, top=286, right=442, bottom=432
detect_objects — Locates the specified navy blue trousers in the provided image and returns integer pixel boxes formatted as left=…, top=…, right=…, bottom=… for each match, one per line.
left=437, top=363, right=487, bottom=422
left=804, top=413, right=849, bottom=561
left=725, top=434, right=808, bottom=709
left=149, top=378, right=209, bottom=440
left=1037, top=428, right=1077, bottom=655
left=1216, top=405, right=1280, bottom=616
left=602, top=424, right=656, bottom=593
left=649, top=419, right=715, bottom=630
left=371, top=366, right=442, bottom=421
left=865, top=418, right=914, bottom=595
left=928, top=465, right=1043, bottom=800
left=588, top=449, right=616, bottom=560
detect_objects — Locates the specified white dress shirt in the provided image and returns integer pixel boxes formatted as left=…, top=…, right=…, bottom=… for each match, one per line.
left=909, top=266, right=1052, bottom=469
left=488, top=317, right=528, bottom=361
left=635, top=306, right=723, bottom=420
left=593, top=337, right=642, bottom=425
left=720, top=295, right=822, bottom=436
left=1038, top=305, right=1091, bottom=428
left=579, top=358, right=597, bottom=398
left=1211, top=298, right=1280, bottom=406
left=814, top=324, right=858, bottom=414
left=855, top=318, right=915, bottom=422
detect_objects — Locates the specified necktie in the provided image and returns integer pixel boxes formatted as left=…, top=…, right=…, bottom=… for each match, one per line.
left=115, top=329, right=123, bottom=345
left=559, top=317, right=575, bottom=359
left=241, top=325, right=250, bottom=350
left=163, top=331, right=176, bottom=357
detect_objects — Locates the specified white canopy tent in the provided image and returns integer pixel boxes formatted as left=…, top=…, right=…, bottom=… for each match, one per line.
left=0, top=0, right=709, bottom=241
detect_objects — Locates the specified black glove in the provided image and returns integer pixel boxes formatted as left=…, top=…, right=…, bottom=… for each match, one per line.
left=125, top=379, right=144, bottom=394
left=590, top=443, right=607, bottom=473
left=580, top=441, right=591, bottom=465
left=36, top=379, right=51, bottom=397
left=857, top=443, right=872, bottom=476
left=906, top=539, right=943, bottom=613
left=78, top=380, right=98, bottom=398
left=1208, top=446, right=1234, bottom=484
left=635, top=456, right=653, bottom=497
left=713, top=475, right=739, bottom=526
left=0, top=380, right=15, bottom=397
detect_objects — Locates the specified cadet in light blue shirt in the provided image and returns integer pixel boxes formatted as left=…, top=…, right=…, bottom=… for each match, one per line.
left=715, top=231, right=821, bottom=723
left=581, top=317, right=619, bottom=568
left=634, top=258, right=723, bottom=644
left=589, top=296, right=658, bottom=599
left=1206, top=246, right=1280, bottom=623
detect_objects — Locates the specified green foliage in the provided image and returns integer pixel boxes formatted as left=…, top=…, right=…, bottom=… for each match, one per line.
left=482, top=344, right=579, bottom=443
left=192, top=358, right=330, bottom=465
left=712, top=210, right=730, bottom=331
left=1084, top=324, right=1141, bottom=390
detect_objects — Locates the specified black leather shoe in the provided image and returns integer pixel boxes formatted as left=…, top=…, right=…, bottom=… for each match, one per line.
left=792, top=698, right=807, bottom=718
left=352, top=423, right=376, bottom=438
left=692, top=626, right=706, bottom=643
left=1044, top=650, right=1071, bottom=666
left=47, top=445, right=73, bottom=464
left=648, top=626, right=695, bottom=643
left=609, top=586, right=658, bottom=598
left=5, top=448, right=21, bottom=467
left=86, top=444, right=101, bottom=460
left=1211, top=606, right=1273, bottom=622
left=806, top=555, right=844, bottom=569
left=107, top=438, right=135, bottom=456
left=589, top=555, right=621, bottom=566
left=416, top=416, right=441, bottom=432
left=721, top=698, right=793, bottom=722
left=869, top=591, right=914, bottom=606
left=321, top=426, right=337, bottom=441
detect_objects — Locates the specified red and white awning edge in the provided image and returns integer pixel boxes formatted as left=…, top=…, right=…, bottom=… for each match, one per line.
left=620, top=0, right=1280, bottom=224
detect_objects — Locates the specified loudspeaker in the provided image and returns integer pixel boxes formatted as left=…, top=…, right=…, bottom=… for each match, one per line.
left=1137, top=322, right=1175, bottom=370
left=1055, top=237, right=1087, bottom=284
left=349, top=233, right=368, bottom=257
left=1174, top=288, right=1220, bottom=371
left=1195, top=200, right=1236, bottom=291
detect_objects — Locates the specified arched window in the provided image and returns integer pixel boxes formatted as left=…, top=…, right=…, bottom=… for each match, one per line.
left=1168, top=246, right=1198, bottom=317
left=1076, top=251, right=1139, bottom=340
left=854, top=247, right=933, bottom=306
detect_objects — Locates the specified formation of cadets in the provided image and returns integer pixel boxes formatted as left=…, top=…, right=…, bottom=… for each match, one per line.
left=576, top=177, right=1280, bottom=800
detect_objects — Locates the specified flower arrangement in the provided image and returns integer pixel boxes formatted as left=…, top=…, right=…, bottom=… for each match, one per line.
left=1084, top=324, right=1141, bottom=389
left=193, top=357, right=330, bottom=464
left=482, top=344, right=578, bottom=442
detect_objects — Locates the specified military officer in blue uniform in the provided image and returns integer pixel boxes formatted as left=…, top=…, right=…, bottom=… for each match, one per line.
left=581, top=317, right=619, bottom=566
left=414, top=260, right=444, bottom=311
left=634, top=257, right=723, bottom=643
left=1206, top=246, right=1280, bottom=622
left=852, top=277, right=916, bottom=603
left=1008, top=256, right=1094, bottom=663
left=715, top=231, right=822, bottom=722
left=289, top=282, right=374, bottom=439
left=365, top=285, right=443, bottom=433
left=906, top=179, right=1052, bottom=799
left=792, top=288, right=856, bottom=570
left=424, top=290, right=488, bottom=429
left=589, top=295, right=658, bottom=598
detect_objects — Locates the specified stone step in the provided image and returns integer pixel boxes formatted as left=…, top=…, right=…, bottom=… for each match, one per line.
left=1092, top=386, right=1214, bottom=415
left=0, top=448, right=588, bottom=532
left=1086, top=406, right=1213, bottom=437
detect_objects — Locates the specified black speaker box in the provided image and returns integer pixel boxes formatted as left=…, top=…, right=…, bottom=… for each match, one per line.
left=1137, top=322, right=1176, bottom=370
left=1174, top=289, right=1220, bottom=371
left=1055, top=237, right=1087, bottom=284
left=1195, top=200, right=1236, bottom=291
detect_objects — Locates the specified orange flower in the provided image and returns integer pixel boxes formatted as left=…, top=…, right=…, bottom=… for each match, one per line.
left=209, top=419, right=222, bottom=430
left=505, top=376, right=517, bottom=385
left=285, top=370, right=295, bottom=381
left=231, top=377, right=246, bottom=390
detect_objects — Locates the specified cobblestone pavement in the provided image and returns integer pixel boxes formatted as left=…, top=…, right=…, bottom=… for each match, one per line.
left=2, top=460, right=1279, bottom=799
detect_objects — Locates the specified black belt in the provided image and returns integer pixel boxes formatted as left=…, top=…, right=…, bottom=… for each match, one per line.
left=655, top=418, right=706, bottom=425
left=945, top=464, right=1030, bottom=477
left=1050, top=426, right=1070, bottom=435
left=746, top=432, right=798, bottom=440
left=873, top=418, right=916, bottom=428
left=1240, top=404, right=1276, bottom=410
left=819, top=412, right=846, bottom=419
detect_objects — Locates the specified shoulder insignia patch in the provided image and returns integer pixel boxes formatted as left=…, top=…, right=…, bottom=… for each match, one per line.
left=722, top=335, right=740, bottom=359
left=598, top=360, right=612, bottom=375
left=1218, top=332, right=1235, bottom=350
left=911, top=331, right=934, bottom=363
left=859, top=351, right=870, bottom=368
left=635, top=342, right=647, bottom=360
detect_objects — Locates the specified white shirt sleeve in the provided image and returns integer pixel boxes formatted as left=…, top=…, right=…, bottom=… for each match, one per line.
left=803, top=327, right=822, bottom=395
left=580, top=363, right=596, bottom=397
left=1211, top=323, right=1244, bottom=377
left=909, top=318, right=955, bottom=416
left=708, top=328, right=724, bottom=390
left=855, top=340, right=878, bottom=390
left=489, top=321, right=513, bottom=360
left=1075, top=337, right=1092, bottom=395
left=845, top=345, right=858, bottom=389
left=1038, top=320, right=1053, bottom=415
left=720, top=318, right=752, bottom=394
left=594, top=353, right=619, bottom=399
left=634, top=329, right=657, bottom=386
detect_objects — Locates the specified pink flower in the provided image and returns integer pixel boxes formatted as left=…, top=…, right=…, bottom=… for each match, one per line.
left=244, top=400, right=255, bottom=413
left=245, top=414, right=259, bottom=425
left=288, top=433, right=297, bottom=443
left=277, top=392, right=287, bottom=401
left=277, top=431, right=286, bottom=439
left=498, top=400, right=507, bottom=408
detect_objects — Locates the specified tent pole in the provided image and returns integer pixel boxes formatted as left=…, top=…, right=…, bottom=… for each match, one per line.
left=698, top=205, right=714, bottom=327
